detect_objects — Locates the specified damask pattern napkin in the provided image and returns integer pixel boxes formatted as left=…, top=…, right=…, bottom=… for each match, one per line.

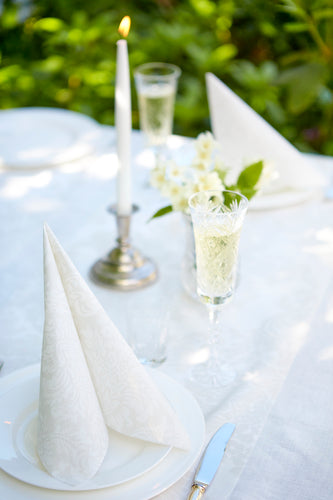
left=206, top=72, right=325, bottom=193
left=38, top=224, right=190, bottom=485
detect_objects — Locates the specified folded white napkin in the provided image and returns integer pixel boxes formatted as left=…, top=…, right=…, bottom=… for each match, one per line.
left=206, top=72, right=325, bottom=193
left=38, top=224, right=190, bottom=486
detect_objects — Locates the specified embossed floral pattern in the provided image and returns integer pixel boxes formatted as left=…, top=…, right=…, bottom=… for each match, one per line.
left=38, top=225, right=190, bottom=485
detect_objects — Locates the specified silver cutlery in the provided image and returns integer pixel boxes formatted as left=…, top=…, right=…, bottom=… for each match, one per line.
left=187, top=423, right=235, bottom=499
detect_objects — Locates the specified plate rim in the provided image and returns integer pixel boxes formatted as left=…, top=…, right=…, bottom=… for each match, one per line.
left=249, top=186, right=320, bottom=211
left=0, top=107, right=105, bottom=169
left=0, top=364, right=205, bottom=498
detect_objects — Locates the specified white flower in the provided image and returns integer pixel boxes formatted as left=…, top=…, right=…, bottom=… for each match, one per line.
left=162, top=180, right=183, bottom=200
left=192, top=156, right=211, bottom=172
left=149, top=129, right=266, bottom=219
left=171, top=181, right=197, bottom=213
left=166, top=181, right=189, bottom=212
left=195, top=131, right=216, bottom=159
left=255, top=161, right=279, bottom=191
left=150, top=166, right=166, bottom=189
left=168, top=160, right=185, bottom=181
left=172, top=196, right=190, bottom=213
left=197, top=171, right=223, bottom=191
left=159, top=180, right=172, bottom=198
left=212, top=156, right=228, bottom=183
left=213, top=156, right=226, bottom=173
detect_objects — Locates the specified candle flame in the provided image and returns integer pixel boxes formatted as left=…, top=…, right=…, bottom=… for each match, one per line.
left=118, top=16, right=131, bottom=38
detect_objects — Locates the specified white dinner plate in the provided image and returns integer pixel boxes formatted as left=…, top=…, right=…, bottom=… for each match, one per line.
left=0, top=365, right=205, bottom=498
left=0, top=107, right=110, bottom=169
left=245, top=154, right=326, bottom=210
left=249, top=187, right=319, bottom=211
left=0, top=366, right=170, bottom=491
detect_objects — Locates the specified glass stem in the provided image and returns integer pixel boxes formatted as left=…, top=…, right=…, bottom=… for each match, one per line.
left=154, top=145, right=162, bottom=167
left=208, top=307, right=222, bottom=349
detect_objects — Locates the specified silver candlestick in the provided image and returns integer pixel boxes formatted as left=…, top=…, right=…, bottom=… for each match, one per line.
left=90, top=205, right=157, bottom=290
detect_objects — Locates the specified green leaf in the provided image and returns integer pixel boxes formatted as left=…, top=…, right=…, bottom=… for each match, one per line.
left=236, top=161, right=264, bottom=191
left=222, top=190, right=236, bottom=208
left=0, top=65, right=21, bottom=84
left=209, top=44, right=238, bottom=65
left=225, top=184, right=258, bottom=201
left=34, top=55, right=65, bottom=74
left=189, top=0, right=216, bottom=17
left=277, top=1, right=307, bottom=20
left=283, top=22, right=309, bottom=33
left=1, top=6, right=19, bottom=29
left=278, top=63, right=329, bottom=114
left=313, top=9, right=333, bottom=21
left=149, top=205, right=173, bottom=221
left=237, top=187, right=258, bottom=201
left=34, top=18, right=65, bottom=33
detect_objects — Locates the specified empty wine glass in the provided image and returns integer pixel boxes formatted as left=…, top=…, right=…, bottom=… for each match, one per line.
left=189, top=189, right=248, bottom=386
left=134, top=62, right=181, bottom=165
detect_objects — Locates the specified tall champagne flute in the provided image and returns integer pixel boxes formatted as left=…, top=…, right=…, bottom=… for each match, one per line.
left=134, top=62, right=181, bottom=164
left=189, top=189, right=248, bottom=386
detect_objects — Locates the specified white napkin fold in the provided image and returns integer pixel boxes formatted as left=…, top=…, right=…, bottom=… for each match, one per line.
left=206, top=72, right=325, bottom=193
left=38, top=224, right=190, bottom=486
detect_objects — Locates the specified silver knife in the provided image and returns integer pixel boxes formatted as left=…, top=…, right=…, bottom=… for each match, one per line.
left=187, top=423, right=236, bottom=500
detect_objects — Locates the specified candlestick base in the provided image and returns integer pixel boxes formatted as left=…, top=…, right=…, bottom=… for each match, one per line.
left=90, top=205, right=158, bottom=290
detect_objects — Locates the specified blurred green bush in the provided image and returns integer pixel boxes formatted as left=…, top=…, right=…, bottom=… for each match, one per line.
left=1, top=0, right=332, bottom=154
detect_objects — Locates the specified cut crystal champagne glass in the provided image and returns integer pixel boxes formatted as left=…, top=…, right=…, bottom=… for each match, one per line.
left=189, top=189, right=248, bottom=386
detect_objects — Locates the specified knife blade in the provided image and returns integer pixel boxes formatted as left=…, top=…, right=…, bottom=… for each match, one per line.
left=187, top=423, right=235, bottom=500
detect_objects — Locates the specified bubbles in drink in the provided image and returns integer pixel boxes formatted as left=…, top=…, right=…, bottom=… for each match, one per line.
left=194, top=224, right=241, bottom=301
left=138, top=83, right=175, bottom=146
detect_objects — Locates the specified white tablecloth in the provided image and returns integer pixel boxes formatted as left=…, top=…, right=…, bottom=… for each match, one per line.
left=0, top=127, right=333, bottom=499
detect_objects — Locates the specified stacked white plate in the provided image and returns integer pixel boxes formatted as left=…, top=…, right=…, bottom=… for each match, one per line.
left=0, top=108, right=112, bottom=170
left=0, top=365, right=205, bottom=499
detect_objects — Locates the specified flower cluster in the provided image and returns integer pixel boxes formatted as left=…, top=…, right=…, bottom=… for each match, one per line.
left=150, top=131, right=270, bottom=219
left=151, top=132, right=226, bottom=213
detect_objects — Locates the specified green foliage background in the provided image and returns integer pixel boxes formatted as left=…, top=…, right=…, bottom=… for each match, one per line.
left=1, top=0, right=333, bottom=154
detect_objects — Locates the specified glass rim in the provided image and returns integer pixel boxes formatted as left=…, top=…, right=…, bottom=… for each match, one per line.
left=188, top=189, right=249, bottom=214
left=134, top=62, right=181, bottom=79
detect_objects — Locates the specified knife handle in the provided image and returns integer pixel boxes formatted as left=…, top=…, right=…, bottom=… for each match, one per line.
left=187, top=483, right=206, bottom=499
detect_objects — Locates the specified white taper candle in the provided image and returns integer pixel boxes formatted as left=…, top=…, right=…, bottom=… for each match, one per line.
left=115, top=37, right=132, bottom=216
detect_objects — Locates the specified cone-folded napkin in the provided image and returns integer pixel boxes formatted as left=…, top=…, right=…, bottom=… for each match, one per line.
left=206, top=72, right=325, bottom=194
left=38, top=224, right=190, bottom=485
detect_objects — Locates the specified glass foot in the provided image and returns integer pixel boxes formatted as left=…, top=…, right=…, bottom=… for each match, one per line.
left=138, top=355, right=167, bottom=367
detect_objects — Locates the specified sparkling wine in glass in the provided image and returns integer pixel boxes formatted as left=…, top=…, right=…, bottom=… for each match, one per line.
left=189, top=189, right=248, bottom=386
left=134, top=63, right=181, bottom=161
